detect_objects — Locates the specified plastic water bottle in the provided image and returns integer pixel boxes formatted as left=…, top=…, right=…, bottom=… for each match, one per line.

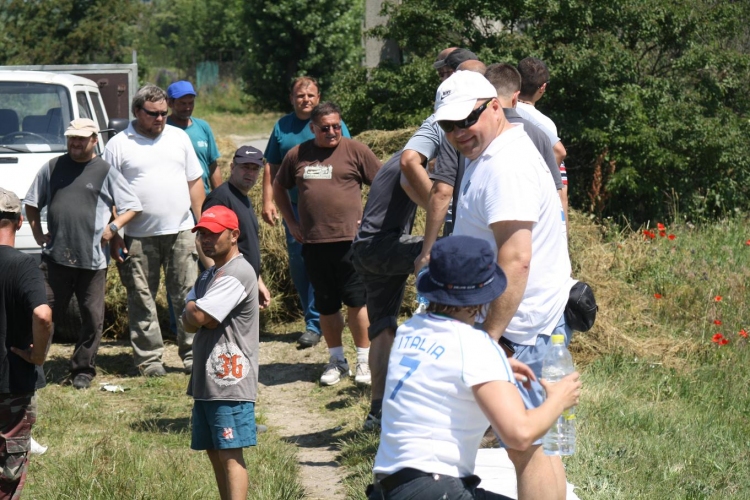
left=414, top=267, right=430, bottom=314
left=542, top=333, right=576, bottom=456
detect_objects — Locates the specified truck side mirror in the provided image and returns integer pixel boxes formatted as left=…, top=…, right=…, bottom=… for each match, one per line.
left=102, top=118, right=129, bottom=138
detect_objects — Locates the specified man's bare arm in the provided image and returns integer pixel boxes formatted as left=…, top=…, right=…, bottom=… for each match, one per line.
left=413, top=181, right=453, bottom=274
left=24, top=205, right=50, bottom=247
left=188, top=178, right=206, bottom=220
left=399, top=150, right=432, bottom=208
left=209, top=161, right=223, bottom=189
left=482, top=220, right=533, bottom=341
left=553, top=141, right=567, bottom=167
left=261, top=163, right=280, bottom=225
left=183, top=300, right=219, bottom=331
left=11, top=304, right=52, bottom=365
left=272, top=178, right=303, bottom=242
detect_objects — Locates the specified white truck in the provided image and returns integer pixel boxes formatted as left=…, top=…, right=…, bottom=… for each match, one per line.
left=0, top=63, right=137, bottom=254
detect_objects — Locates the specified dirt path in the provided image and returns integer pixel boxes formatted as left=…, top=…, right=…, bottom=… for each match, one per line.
left=257, top=328, right=348, bottom=500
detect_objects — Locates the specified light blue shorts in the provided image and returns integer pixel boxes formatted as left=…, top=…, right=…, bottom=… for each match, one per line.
left=498, top=313, right=572, bottom=447
left=191, top=400, right=257, bottom=450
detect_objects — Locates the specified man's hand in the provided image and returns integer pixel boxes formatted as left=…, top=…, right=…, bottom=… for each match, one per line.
left=286, top=219, right=304, bottom=243
left=258, top=278, right=272, bottom=309
left=507, top=357, right=536, bottom=389
left=35, top=233, right=51, bottom=248
left=101, top=225, right=115, bottom=244
left=110, top=234, right=128, bottom=263
left=11, top=344, right=45, bottom=366
left=414, top=251, right=430, bottom=276
left=261, top=202, right=278, bottom=226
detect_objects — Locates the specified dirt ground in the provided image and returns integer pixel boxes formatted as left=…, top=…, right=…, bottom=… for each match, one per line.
left=48, top=320, right=363, bottom=500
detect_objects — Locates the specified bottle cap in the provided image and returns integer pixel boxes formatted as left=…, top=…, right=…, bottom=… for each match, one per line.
left=551, top=334, right=565, bottom=344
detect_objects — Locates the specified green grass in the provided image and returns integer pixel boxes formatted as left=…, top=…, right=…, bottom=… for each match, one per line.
left=26, top=348, right=304, bottom=500
left=338, top=214, right=750, bottom=499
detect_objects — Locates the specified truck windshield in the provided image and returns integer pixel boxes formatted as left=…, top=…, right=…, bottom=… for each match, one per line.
left=0, top=82, right=72, bottom=153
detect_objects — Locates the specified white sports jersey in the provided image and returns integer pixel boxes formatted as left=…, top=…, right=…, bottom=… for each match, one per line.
left=453, top=124, right=574, bottom=345
left=373, top=313, right=514, bottom=478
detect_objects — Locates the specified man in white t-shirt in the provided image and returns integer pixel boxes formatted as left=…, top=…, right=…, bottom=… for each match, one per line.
left=515, top=57, right=569, bottom=221
left=433, top=70, right=576, bottom=500
left=105, top=84, right=206, bottom=377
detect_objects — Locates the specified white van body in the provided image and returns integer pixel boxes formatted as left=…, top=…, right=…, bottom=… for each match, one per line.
left=0, top=71, right=111, bottom=254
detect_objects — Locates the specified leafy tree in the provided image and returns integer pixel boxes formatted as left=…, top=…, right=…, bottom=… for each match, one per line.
left=241, top=0, right=364, bottom=110
left=0, top=0, right=140, bottom=65
left=357, top=0, right=750, bottom=222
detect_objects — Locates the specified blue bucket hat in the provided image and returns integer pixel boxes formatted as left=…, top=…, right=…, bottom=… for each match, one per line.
left=417, top=235, right=507, bottom=307
left=167, top=81, right=197, bottom=99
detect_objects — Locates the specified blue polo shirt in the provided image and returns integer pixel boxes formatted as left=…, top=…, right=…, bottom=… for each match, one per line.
left=168, top=116, right=221, bottom=194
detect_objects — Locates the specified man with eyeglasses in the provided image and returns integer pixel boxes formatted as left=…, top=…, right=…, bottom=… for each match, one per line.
left=516, top=57, right=569, bottom=223
left=262, top=76, right=353, bottom=349
left=273, top=102, right=381, bottom=388
left=434, top=70, right=575, bottom=500
left=105, top=84, right=206, bottom=378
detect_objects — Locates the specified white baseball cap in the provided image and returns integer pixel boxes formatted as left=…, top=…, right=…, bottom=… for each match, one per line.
left=433, top=71, right=498, bottom=122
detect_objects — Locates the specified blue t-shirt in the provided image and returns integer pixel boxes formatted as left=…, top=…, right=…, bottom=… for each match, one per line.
left=264, top=112, right=351, bottom=204
left=168, top=116, right=221, bottom=194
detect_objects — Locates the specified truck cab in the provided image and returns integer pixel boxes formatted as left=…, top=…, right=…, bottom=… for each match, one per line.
left=0, top=71, right=117, bottom=253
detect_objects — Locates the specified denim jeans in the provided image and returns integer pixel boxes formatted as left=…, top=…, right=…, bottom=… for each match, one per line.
left=368, top=473, right=511, bottom=500
left=283, top=203, right=320, bottom=334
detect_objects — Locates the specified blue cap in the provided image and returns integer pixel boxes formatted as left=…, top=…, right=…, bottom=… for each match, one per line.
left=167, top=81, right=197, bottom=99
left=417, top=235, right=507, bottom=307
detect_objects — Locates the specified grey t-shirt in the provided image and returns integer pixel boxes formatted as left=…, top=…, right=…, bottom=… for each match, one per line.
left=356, top=150, right=420, bottom=240
left=24, top=154, right=141, bottom=270
left=403, top=114, right=444, bottom=162
left=187, top=255, right=259, bottom=402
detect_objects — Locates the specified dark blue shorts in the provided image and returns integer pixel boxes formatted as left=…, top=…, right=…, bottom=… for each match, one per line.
left=191, top=400, right=257, bottom=450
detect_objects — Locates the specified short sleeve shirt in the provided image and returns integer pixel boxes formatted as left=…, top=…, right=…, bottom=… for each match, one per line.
left=276, top=138, right=381, bottom=243
left=186, top=255, right=259, bottom=401
left=0, top=246, right=48, bottom=393
left=168, top=116, right=221, bottom=194
left=515, top=102, right=560, bottom=146
left=24, top=154, right=142, bottom=270
left=104, top=123, right=203, bottom=237
left=403, top=114, right=444, bottom=161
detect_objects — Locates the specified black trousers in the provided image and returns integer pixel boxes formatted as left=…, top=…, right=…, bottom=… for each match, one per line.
left=40, top=258, right=107, bottom=378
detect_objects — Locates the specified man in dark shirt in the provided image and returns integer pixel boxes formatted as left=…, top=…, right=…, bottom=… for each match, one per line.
left=0, top=187, right=52, bottom=499
left=202, top=146, right=271, bottom=309
left=24, top=119, right=141, bottom=389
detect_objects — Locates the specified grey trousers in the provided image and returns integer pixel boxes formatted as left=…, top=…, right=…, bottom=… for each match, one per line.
left=118, top=230, right=198, bottom=370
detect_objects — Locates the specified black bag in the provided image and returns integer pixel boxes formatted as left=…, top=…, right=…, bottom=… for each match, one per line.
left=564, top=281, right=598, bottom=332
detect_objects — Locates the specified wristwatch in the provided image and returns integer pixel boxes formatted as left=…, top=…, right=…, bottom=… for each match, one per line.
left=109, top=222, right=119, bottom=234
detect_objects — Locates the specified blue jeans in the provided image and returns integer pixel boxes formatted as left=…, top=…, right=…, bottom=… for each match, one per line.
left=283, top=203, right=320, bottom=334
left=368, top=473, right=511, bottom=499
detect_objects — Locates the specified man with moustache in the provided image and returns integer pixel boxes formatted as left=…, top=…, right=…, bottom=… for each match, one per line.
left=24, top=119, right=141, bottom=389
left=203, top=146, right=271, bottom=309
left=105, top=85, right=205, bottom=377
left=262, top=76, right=353, bottom=348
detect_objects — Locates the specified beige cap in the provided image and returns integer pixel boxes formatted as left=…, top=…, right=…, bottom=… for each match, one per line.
left=64, top=118, right=99, bottom=137
left=0, top=187, right=21, bottom=214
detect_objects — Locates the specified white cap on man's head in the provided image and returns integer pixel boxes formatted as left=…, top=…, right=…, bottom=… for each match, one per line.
left=433, top=71, right=498, bottom=122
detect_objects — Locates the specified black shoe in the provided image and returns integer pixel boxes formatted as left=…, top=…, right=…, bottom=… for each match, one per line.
left=72, top=373, right=91, bottom=390
left=297, top=330, right=321, bottom=348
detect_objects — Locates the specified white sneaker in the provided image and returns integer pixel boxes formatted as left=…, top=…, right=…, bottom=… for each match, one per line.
left=320, top=358, right=351, bottom=386
left=30, top=437, right=47, bottom=455
left=354, top=359, right=372, bottom=385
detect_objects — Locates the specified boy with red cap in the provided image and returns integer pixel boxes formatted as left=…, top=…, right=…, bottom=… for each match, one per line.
left=182, top=205, right=259, bottom=499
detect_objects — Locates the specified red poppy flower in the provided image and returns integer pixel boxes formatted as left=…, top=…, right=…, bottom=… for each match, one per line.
left=657, top=223, right=666, bottom=230
left=653, top=293, right=662, bottom=299
left=719, top=338, right=729, bottom=345
left=739, top=329, right=748, bottom=338
left=648, top=231, right=656, bottom=239
left=659, top=230, right=667, bottom=238
left=746, top=239, right=750, bottom=246
left=714, top=295, right=723, bottom=302
left=643, top=230, right=655, bottom=239
left=712, top=333, right=724, bottom=343
left=668, top=234, right=676, bottom=240
left=714, top=320, right=722, bottom=325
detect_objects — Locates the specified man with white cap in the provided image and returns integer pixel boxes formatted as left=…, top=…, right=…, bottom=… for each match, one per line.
left=433, top=71, right=576, bottom=500
left=24, top=118, right=142, bottom=389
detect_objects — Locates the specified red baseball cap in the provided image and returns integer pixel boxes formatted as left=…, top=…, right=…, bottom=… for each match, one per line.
left=192, top=206, right=239, bottom=234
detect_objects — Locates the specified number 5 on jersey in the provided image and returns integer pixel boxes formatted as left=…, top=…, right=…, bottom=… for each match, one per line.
left=389, top=356, right=421, bottom=400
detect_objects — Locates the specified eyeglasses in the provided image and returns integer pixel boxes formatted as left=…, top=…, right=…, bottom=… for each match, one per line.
left=315, top=123, right=342, bottom=133
left=140, top=108, right=168, bottom=118
left=438, top=100, right=492, bottom=133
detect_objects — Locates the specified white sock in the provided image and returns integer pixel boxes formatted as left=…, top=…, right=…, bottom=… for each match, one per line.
left=328, top=346, right=345, bottom=362
left=356, top=347, right=370, bottom=363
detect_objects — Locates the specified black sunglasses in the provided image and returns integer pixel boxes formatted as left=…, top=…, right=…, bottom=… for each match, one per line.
left=141, top=108, right=168, bottom=118
left=438, top=100, right=492, bottom=133
left=315, top=123, right=342, bottom=133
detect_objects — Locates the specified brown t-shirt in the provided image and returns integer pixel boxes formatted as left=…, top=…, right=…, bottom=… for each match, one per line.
left=277, top=138, right=381, bottom=243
